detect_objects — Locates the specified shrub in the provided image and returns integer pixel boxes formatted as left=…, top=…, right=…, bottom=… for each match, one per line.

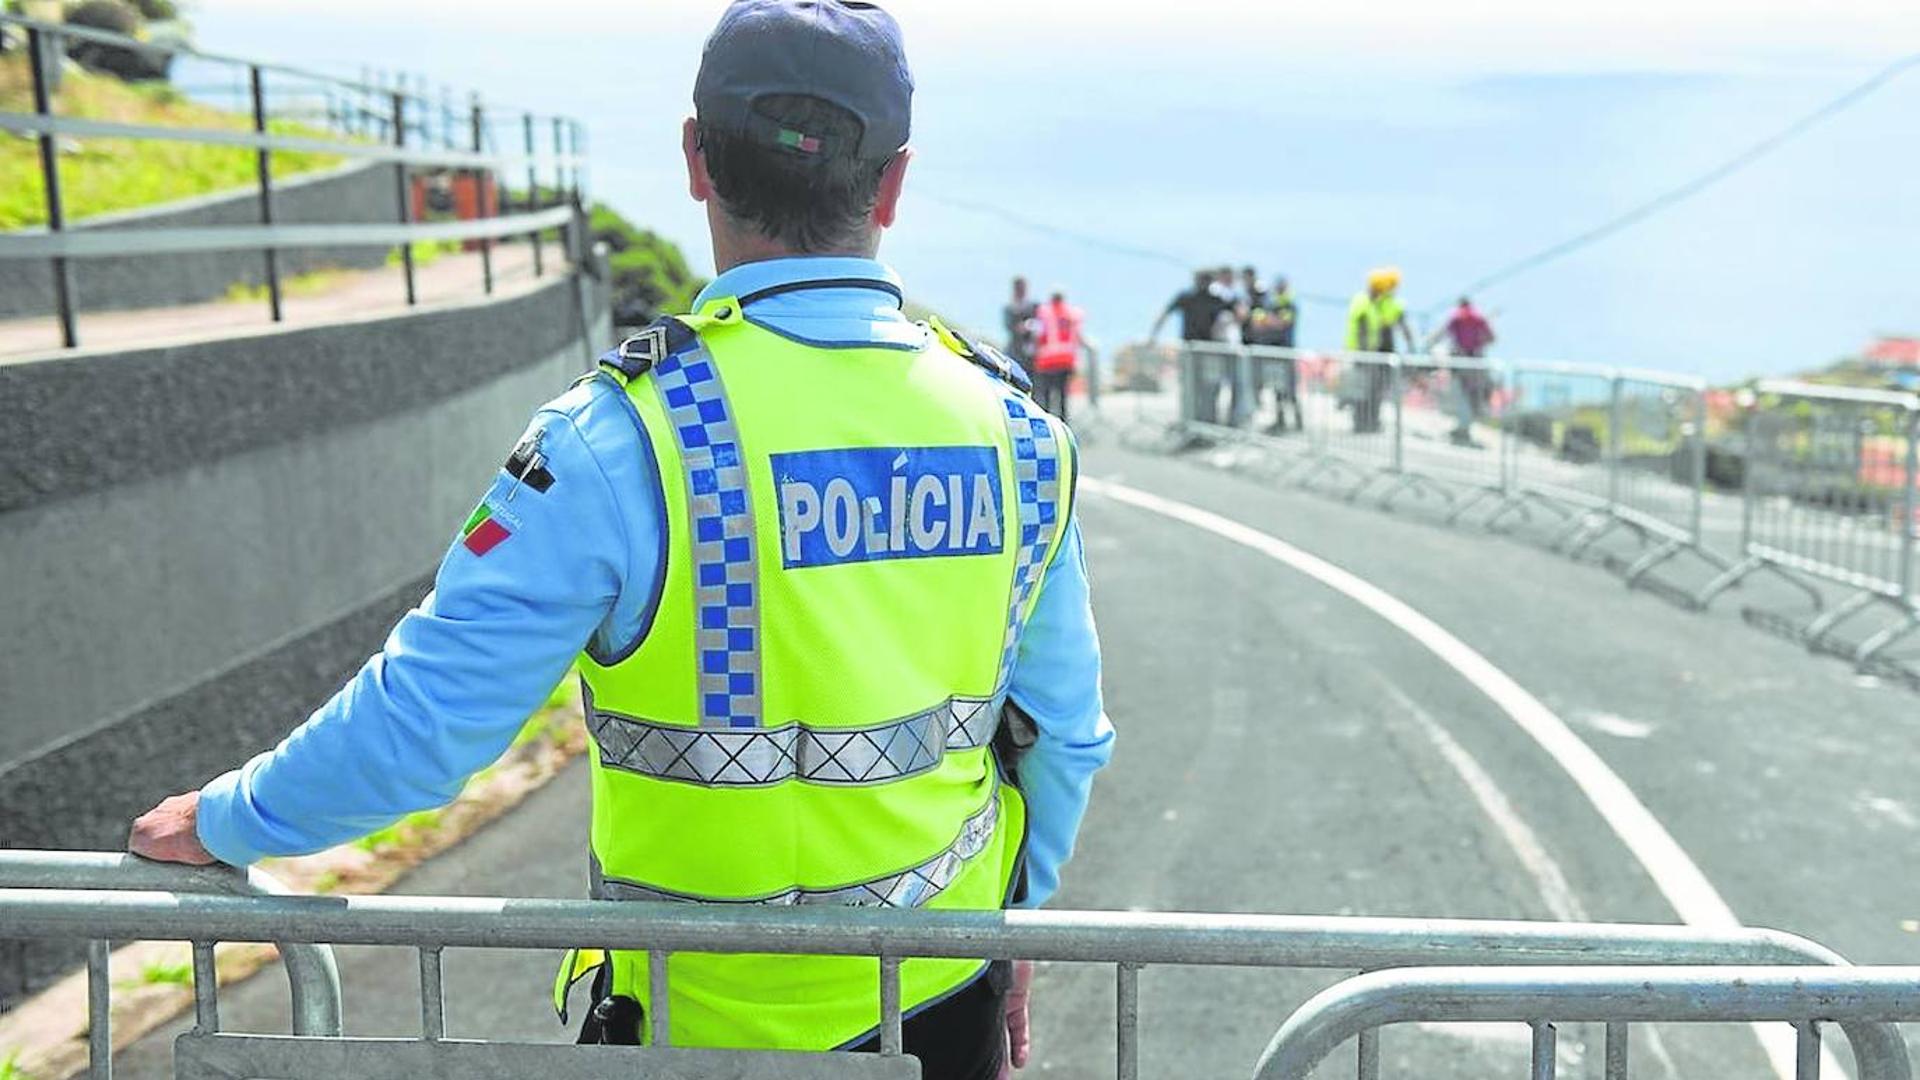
left=586, top=202, right=702, bottom=327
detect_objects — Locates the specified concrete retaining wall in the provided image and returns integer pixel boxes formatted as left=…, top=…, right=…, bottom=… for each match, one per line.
left=0, top=162, right=397, bottom=318
left=0, top=270, right=610, bottom=1005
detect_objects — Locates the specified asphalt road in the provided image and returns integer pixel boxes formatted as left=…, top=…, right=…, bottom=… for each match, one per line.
left=113, top=406, right=1920, bottom=1078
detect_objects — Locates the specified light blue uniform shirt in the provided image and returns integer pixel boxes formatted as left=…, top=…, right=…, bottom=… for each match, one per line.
left=198, top=256, right=1114, bottom=908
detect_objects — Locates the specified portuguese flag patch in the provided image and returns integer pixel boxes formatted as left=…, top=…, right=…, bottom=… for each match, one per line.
left=461, top=503, right=512, bottom=556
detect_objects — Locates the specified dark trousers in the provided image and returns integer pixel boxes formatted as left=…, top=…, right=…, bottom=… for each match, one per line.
left=1033, top=368, right=1071, bottom=422
left=579, top=960, right=1011, bottom=1080
left=1353, top=365, right=1388, bottom=434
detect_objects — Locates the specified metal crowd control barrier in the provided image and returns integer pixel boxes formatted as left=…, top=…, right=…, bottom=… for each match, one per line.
left=1498, top=363, right=1725, bottom=587
left=1176, top=343, right=1452, bottom=508
left=1167, top=343, right=1724, bottom=594
left=0, top=850, right=1907, bottom=1080
left=1695, top=381, right=1920, bottom=664
left=1255, top=965, right=1920, bottom=1080
left=0, top=13, right=589, bottom=349
left=0, top=850, right=343, bottom=1078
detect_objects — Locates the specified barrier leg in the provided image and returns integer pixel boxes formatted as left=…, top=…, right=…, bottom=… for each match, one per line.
left=1550, top=512, right=1608, bottom=552
left=1567, top=515, right=1645, bottom=560
left=1695, top=555, right=1781, bottom=610
left=1116, top=962, right=1141, bottom=1080
left=1853, top=609, right=1920, bottom=666
left=1377, top=472, right=1457, bottom=512
left=88, top=939, right=111, bottom=1080
left=1800, top=590, right=1882, bottom=653
left=1604, top=1023, right=1628, bottom=1080
left=1494, top=490, right=1577, bottom=534
left=1443, top=485, right=1499, bottom=526
left=1621, top=537, right=1686, bottom=587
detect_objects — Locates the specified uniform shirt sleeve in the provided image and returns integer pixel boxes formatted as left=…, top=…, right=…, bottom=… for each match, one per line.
left=1005, top=518, right=1113, bottom=908
left=195, top=406, right=636, bottom=867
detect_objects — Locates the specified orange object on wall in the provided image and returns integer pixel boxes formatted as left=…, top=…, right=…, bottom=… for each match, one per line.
left=407, top=173, right=503, bottom=251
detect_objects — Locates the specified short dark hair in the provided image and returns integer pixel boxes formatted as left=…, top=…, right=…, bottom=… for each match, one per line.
left=698, top=94, right=895, bottom=253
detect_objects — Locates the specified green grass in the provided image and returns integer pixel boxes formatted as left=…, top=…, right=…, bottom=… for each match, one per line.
left=385, top=238, right=465, bottom=269
left=124, top=955, right=193, bottom=990
left=1, top=57, right=348, bottom=229
left=353, top=808, right=445, bottom=854
left=0, top=1049, right=31, bottom=1080
left=586, top=202, right=703, bottom=319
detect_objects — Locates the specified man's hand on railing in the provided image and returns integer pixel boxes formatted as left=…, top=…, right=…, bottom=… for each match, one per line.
left=999, top=958, right=1034, bottom=1078
left=128, top=791, right=216, bottom=865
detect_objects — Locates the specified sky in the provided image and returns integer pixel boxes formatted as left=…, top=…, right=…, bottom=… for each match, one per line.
left=186, top=1, right=1920, bottom=381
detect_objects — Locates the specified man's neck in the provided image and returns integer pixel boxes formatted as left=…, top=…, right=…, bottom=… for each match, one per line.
left=709, top=221, right=878, bottom=275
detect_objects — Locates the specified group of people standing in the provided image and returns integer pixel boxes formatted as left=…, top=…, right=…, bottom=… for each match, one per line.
left=1002, top=276, right=1094, bottom=422
left=1146, top=262, right=1499, bottom=444
left=1148, top=265, right=1303, bottom=432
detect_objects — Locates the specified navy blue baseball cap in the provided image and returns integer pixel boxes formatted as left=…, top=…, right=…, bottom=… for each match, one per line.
left=693, top=0, right=912, bottom=162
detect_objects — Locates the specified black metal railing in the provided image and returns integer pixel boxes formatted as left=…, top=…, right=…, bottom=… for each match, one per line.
left=0, top=14, right=589, bottom=348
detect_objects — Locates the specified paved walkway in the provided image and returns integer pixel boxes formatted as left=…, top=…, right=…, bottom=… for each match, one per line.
left=0, top=241, right=567, bottom=363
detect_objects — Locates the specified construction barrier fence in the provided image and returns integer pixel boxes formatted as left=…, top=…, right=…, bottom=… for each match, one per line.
left=2, top=851, right=1914, bottom=1079
left=1141, top=344, right=1920, bottom=665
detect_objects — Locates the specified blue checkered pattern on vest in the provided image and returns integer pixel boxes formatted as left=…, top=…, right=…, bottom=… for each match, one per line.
left=995, top=394, right=1064, bottom=686
left=653, top=348, right=763, bottom=729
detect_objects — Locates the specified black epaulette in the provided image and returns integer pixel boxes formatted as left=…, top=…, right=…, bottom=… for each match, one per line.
left=601, top=315, right=699, bottom=380
left=939, top=323, right=1033, bottom=395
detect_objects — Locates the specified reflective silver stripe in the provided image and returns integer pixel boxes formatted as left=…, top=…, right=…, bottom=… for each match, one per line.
left=590, top=793, right=999, bottom=908
left=653, top=345, right=763, bottom=729
left=588, top=690, right=1000, bottom=788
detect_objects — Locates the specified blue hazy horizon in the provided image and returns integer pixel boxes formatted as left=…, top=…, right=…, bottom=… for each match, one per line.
left=189, top=11, right=1917, bottom=384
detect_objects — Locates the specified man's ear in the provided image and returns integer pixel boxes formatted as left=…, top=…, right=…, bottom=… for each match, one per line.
left=871, top=147, right=913, bottom=230
left=683, top=117, right=713, bottom=203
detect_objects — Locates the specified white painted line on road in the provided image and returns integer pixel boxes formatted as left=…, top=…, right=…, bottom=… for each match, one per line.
left=1082, top=476, right=1823, bottom=1080
left=1380, top=684, right=1588, bottom=922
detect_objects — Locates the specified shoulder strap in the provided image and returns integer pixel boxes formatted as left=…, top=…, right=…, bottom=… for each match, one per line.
left=598, top=315, right=700, bottom=383
left=595, top=299, right=748, bottom=385
left=927, top=316, right=1033, bottom=395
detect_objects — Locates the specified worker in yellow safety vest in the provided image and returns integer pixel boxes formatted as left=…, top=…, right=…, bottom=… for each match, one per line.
left=1345, top=266, right=1412, bottom=434
left=128, top=4, right=1115, bottom=1077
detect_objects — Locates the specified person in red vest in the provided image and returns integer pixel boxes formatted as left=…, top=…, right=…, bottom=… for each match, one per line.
left=1031, top=286, right=1088, bottom=422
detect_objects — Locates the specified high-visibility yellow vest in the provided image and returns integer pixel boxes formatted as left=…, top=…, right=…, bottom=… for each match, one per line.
left=554, top=296, right=1075, bottom=1051
left=1346, top=290, right=1402, bottom=352
left=1346, top=291, right=1371, bottom=351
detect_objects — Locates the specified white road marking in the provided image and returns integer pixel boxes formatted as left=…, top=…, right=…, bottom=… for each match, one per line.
left=1083, top=476, right=1827, bottom=1080
left=1381, top=684, right=1588, bottom=922
left=1854, top=793, right=1919, bottom=831
left=1580, top=712, right=1657, bottom=740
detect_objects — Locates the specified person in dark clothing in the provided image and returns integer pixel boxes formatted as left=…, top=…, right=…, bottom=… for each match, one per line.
left=1002, top=276, right=1039, bottom=369
left=1150, top=270, right=1239, bottom=427
left=1245, top=272, right=1303, bottom=433
left=1151, top=269, right=1235, bottom=343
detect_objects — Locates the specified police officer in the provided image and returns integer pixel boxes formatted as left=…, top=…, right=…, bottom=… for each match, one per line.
left=127, top=4, right=1114, bottom=1078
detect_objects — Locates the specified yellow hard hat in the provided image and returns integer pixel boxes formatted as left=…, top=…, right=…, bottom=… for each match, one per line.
left=1367, top=267, right=1401, bottom=292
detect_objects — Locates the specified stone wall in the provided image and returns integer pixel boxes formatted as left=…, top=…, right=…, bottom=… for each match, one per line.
left=0, top=269, right=610, bottom=1005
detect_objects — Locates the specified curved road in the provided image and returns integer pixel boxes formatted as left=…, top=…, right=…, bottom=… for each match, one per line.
left=114, top=428, right=1920, bottom=1078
